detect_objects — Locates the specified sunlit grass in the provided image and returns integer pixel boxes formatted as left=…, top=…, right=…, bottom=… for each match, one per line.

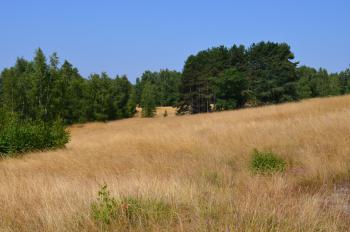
left=0, top=95, right=350, bottom=231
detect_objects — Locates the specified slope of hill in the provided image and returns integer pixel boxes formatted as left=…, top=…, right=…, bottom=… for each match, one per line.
left=1, top=96, right=350, bottom=231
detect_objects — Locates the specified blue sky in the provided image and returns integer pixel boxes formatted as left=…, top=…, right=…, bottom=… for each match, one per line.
left=0, top=0, right=349, bottom=82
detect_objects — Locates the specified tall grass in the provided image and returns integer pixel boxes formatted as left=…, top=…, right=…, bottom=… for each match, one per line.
left=0, top=96, right=350, bottom=231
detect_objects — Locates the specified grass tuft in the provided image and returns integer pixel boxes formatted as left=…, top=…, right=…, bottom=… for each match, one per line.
left=250, top=149, right=286, bottom=174
left=91, top=185, right=174, bottom=230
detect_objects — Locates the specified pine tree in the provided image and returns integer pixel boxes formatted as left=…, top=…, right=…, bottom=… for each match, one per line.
left=113, top=75, right=133, bottom=119
left=339, top=67, right=350, bottom=94
left=213, top=68, right=248, bottom=110
left=126, top=87, right=137, bottom=117
left=141, top=83, right=156, bottom=117
left=178, top=46, right=230, bottom=114
left=246, top=42, right=298, bottom=104
left=32, top=48, right=50, bottom=121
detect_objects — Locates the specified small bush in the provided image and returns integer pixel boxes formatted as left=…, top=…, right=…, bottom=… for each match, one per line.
left=91, top=185, right=174, bottom=229
left=0, top=113, right=70, bottom=156
left=91, top=185, right=118, bottom=227
left=250, top=149, right=286, bottom=174
left=48, top=120, right=70, bottom=148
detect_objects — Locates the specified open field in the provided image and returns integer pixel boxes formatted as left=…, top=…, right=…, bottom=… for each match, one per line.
left=1, top=96, right=350, bottom=231
left=135, top=106, right=177, bottom=118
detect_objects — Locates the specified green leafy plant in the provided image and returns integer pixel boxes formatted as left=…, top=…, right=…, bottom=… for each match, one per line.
left=91, top=185, right=174, bottom=229
left=250, top=149, right=286, bottom=174
left=91, top=185, right=118, bottom=230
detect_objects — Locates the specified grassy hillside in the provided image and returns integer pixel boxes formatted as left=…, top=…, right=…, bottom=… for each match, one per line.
left=1, top=96, right=350, bottom=231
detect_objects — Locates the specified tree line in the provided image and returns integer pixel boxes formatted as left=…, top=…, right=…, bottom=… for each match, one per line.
left=177, top=41, right=350, bottom=114
left=0, top=49, right=136, bottom=155
left=0, top=49, right=136, bottom=124
left=1, top=43, right=349, bottom=154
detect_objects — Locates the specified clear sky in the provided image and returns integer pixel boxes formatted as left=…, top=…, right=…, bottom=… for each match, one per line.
left=1, top=0, right=349, bottom=82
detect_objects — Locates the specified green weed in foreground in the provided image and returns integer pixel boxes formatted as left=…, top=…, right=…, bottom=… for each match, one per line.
left=91, top=185, right=174, bottom=230
left=91, top=185, right=118, bottom=226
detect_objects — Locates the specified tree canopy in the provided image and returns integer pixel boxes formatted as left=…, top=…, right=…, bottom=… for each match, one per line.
left=0, top=49, right=136, bottom=124
left=177, top=41, right=348, bottom=114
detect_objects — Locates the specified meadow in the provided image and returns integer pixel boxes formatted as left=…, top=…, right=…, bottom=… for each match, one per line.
left=0, top=95, right=349, bottom=231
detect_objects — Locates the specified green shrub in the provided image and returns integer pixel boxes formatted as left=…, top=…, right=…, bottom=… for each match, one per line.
left=0, top=113, right=70, bottom=156
left=250, top=149, right=286, bottom=174
left=48, top=119, right=70, bottom=148
left=91, top=185, right=118, bottom=226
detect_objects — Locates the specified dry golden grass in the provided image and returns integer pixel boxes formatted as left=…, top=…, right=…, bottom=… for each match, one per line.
left=135, top=106, right=177, bottom=118
left=1, top=96, right=350, bottom=231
